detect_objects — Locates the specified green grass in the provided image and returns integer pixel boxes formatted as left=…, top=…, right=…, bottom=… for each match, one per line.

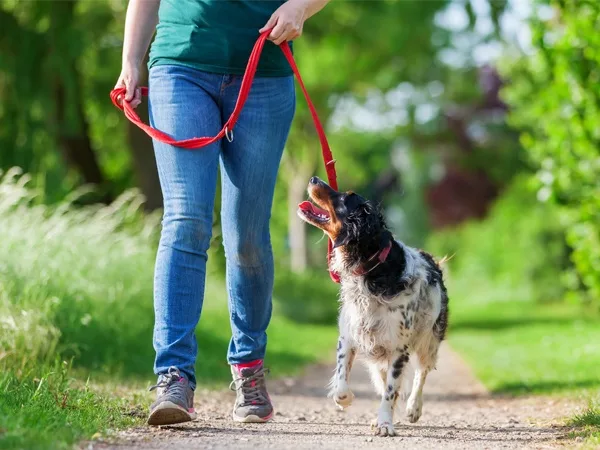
left=0, top=169, right=337, bottom=449
left=0, top=364, right=142, bottom=450
left=449, top=299, right=600, bottom=395
left=568, top=401, right=600, bottom=447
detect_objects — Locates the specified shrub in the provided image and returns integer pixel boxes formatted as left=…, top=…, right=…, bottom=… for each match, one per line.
left=502, top=1, right=600, bottom=307
left=428, top=176, right=569, bottom=305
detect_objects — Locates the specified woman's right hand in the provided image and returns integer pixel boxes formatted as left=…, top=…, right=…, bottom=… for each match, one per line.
left=114, top=62, right=142, bottom=109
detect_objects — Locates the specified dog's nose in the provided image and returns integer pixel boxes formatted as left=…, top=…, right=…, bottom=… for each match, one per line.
left=310, top=176, right=320, bottom=185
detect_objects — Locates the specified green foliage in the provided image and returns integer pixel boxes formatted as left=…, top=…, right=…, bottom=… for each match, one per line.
left=0, top=0, right=133, bottom=200
left=0, top=167, right=159, bottom=377
left=429, top=176, right=569, bottom=304
left=274, top=270, right=339, bottom=325
left=503, top=1, right=600, bottom=306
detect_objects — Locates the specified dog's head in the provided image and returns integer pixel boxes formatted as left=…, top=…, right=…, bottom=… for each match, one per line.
left=297, top=177, right=392, bottom=265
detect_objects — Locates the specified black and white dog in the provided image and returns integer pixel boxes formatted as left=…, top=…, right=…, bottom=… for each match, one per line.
left=298, top=177, right=449, bottom=437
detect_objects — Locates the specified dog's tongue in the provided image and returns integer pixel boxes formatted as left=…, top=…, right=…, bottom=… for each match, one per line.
left=298, top=201, right=313, bottom=212
left=298, top=201, right=329, bottom=217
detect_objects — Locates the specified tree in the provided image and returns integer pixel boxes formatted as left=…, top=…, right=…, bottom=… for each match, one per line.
left=0, top=1, right=111, bottom=201
left=504, top=0, right=600, bottom=306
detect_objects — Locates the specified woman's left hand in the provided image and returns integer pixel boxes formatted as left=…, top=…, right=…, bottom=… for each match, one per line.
left=260, top=0, right=329, bottom=45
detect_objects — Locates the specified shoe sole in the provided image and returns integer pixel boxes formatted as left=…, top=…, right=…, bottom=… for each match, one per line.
left=148, top=401, right=196, bottom=426
left=232, top=411, right=274, bottom=423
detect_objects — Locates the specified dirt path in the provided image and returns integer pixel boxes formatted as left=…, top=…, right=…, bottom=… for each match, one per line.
left=94, top=344, right=580, bottom=449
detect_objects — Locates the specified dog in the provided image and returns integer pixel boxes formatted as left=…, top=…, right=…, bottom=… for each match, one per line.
left=297, top=176, right=449, bottom=437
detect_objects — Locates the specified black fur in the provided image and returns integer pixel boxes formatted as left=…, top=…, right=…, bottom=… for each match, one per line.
left=332, top=196, right=409, bottom=297
left=419, top=250, right=449, bottom=341
left=391, top=352, right=409, bottom=379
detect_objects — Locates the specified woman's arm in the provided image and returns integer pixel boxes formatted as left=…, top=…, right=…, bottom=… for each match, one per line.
left=115, top=0, right=161, bottom=108
left=260, top=0, right=331, bottom=45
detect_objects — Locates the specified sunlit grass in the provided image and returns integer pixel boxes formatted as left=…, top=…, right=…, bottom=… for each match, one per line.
left=568, top=400, right=600, bottom=447
left=449, top=300, right=600, bottom=395
left=0, top=363, right=143, bottom=450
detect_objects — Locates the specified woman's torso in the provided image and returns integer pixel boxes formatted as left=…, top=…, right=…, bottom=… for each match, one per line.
left=149, top=0, right=292, bottom=77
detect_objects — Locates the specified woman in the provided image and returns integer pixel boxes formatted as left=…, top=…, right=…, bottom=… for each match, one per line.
left=115, top=0, right=330, bottom=426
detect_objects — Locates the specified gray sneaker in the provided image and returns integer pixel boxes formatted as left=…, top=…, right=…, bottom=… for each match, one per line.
left=229, top=362, right=273, bottom=423
left=148, top=366, right=196, bottom=426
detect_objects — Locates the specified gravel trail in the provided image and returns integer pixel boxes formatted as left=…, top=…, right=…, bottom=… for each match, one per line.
left=93, top=344, right=579, bottom=450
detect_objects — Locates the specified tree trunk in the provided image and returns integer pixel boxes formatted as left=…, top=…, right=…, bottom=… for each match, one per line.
left=288, top=170, right=309, bottom=273
left=55, top=78, right=105, bottom=187
left=127, top=56, right=163, bottom=211
left=50, top=0, right=111, bottom=203
left=54, top=66, right=112, bottom=203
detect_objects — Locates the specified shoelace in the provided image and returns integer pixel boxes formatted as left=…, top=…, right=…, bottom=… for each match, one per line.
left=149, top=366, right=186, bottom=398
left=229, top=367, right=270, bottom=406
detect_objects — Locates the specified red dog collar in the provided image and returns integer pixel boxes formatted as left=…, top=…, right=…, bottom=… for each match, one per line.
left=353, top=240, right=393, bottom=277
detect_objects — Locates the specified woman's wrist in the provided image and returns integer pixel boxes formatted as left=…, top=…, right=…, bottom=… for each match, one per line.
left=121, top=55, right=143, bottom=69
left=299, top=0, right=330, bottom=19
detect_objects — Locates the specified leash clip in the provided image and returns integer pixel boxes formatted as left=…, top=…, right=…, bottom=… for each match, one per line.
left=225, top=126, right=234, bottom=143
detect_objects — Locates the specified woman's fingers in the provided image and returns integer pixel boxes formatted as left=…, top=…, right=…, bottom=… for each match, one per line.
left=114, top=69, right=140, bottom=108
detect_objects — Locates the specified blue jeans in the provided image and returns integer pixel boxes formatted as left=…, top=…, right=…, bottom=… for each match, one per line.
left=148, top=65, right=295, bottom=388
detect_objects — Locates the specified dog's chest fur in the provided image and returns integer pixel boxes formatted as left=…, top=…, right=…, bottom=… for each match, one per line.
left=335, top=244, right=442, bottom=362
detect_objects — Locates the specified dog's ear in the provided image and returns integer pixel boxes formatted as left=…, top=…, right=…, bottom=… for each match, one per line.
left=379, top=230, right=393, bottom=247
left=332, top=229, right=352, bottom=249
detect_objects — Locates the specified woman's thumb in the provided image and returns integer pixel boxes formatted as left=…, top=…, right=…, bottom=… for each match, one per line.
left=124, top=78, right=136, bottom=102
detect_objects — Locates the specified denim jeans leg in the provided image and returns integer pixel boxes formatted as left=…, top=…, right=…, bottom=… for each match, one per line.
left=149, top=65, right=223, bottom=387
left=219, top=75, right=296, bottom=364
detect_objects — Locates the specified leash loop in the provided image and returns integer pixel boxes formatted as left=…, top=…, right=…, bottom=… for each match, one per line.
left=110, top=30, right=341, bottom=283
left=225, top=126, right=234, bottom=143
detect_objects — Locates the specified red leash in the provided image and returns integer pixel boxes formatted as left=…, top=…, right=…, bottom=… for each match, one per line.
left=110, top=30, right=341, bottom=283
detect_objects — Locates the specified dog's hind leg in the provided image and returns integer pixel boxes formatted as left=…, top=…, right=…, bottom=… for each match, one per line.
left=328, top=336, right=356, bottom=410
left=406, top=333, right=441, bottom=423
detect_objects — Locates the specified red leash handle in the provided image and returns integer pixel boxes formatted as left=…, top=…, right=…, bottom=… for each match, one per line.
left=110, top=30, right=341, bottom=283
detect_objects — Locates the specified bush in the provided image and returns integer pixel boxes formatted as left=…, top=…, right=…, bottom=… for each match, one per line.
left=503, top=1, right=600, bottom=307
left=428, top=176, right=569, bottom=305
left=274, top=269, right=340, bottom=325
left=0, top=168, right=160, bottom=377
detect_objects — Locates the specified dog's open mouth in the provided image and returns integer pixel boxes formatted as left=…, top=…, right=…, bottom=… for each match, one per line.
left=298, top=201, right=330, bottom=224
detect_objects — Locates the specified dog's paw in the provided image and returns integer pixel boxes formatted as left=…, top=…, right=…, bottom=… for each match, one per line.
left=372, top=421, right=396, bottom=437
left=406, top=397, right=423, bottom=423
left=332, top=390, right=354, bottom=410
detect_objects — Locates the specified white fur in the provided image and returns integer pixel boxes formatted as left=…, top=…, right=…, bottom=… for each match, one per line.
left=328, top=241, right=445, bottom=437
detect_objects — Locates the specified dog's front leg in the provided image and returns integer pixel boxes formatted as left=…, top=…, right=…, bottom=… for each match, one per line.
left=374, top=349, right=410, bottom=437
left=328, top=335, right=356, bottom=410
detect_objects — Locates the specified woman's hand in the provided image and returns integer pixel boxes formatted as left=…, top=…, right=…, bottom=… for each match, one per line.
left=259, top=0, right=330, bottom=45
left=114, top=63, right=142, bottom=108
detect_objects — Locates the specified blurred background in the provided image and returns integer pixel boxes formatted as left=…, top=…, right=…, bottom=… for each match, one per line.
left=1, top=0, right=599, bottom=447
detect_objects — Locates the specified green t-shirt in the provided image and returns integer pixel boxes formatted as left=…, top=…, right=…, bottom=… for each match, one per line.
left=148, top=0, right=292, bottom=77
